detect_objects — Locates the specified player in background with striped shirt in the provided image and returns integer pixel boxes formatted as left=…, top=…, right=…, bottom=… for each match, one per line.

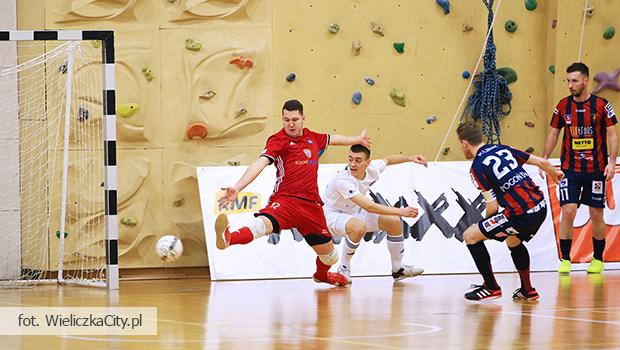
left=457, top=123, right=563, bottom=301
left=215, top=99, right=371, bottom=286
left=541, top=62, right=618, bottom=274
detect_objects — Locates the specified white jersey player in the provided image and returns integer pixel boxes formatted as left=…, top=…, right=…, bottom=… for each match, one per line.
left=322, top=144, right=427, bottom=282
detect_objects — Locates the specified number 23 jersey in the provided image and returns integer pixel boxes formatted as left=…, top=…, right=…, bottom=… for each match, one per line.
left=469, top=144, right=544, bottom=217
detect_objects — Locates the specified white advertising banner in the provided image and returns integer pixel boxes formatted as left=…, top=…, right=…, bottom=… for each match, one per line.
left=198, top=161, right=620, bottom=280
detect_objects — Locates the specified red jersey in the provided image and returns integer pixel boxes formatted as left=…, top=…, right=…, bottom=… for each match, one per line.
left=550, top=95, right=617, bottom=173
left=260, top=128, right=329, bottom=203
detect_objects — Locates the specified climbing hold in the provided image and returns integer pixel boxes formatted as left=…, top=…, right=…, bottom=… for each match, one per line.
left=187, top=123, right=208, bottom=139
left=496, top=67, right=518, bottom=84
left=549, top=65, right=555, bottom=74
left=524, top=121, right=535, bottom=128
left=59, top=62, right=68, bottom=74
left=118, top=103, right=139, bottom=118
left=525, top=146, right=535, bottom=154
left=393, top=42, right=405, bottom=54
left=585, top=4, right=594, bottom=17
left=352, top=92, right=362, bottom=105
left=371, top=22, right=385, bottom=36
left=236, top=108, right=247, bottom=117
left=436, top=0, right=450, bottom=14
left=551, top=19, right=557, bottom=29
left=78, top=107, right=89, bottom=122
left=352, top=41, right=362, bottom=56
left=328, top=22, right=340, bottom=34
left=505, top=20, right=517, bottom=33
left=462, top=71, right=471, bottom=79
left=364, top=77, right=375, bottom=86
left=199, top=90, right=216, bottom=100
left=592, top=68, right=620, bottom=94
left=442, top=147, right=450, bottom=155
left=55, top=231, right=68, bottom=239
left=227, top=161, right=241, bottom=166
left=462, top=23, right=474, bottom=32
left=141, top=67, right=154, bottom=81
left=229, top=56, right=254, bottom=69
left=172, top=198, right=185, bottom=207
left=92, top=40, right=101, bottom=48
left=389, top=88, right=406, bottom=107
left=120, top=217, right=138, bottom=226
left=524, top=0, right=537, bottom=11
left=185, top=38, right=202, bottom=51
left=603, top=26, right=615, bottom=40
left=426, top=116, right=438, bottom=124
left=285, top=72, right=296, bottom=82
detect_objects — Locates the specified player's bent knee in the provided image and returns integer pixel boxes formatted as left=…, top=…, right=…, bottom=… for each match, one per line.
left=346, top=219, right=366, bottom=240
left=463, top=226, right=484, bottom=245
left=505, top=235, right=522, bottom=248
left=318, top=248, right=339, bottom=266
left=247, top=217, right=270, bottom=239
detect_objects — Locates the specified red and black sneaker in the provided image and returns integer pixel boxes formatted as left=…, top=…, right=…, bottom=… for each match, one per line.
left=313, top=272, right=350, bottom=286
left=512, top=287, right=540, bottom=301
left=464, top=284, right=502, bottom=301
left=214, top=213, right=231, bottom=250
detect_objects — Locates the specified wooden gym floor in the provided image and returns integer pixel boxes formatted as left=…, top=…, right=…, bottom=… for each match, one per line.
left=1, top=270, right=619, bottom=349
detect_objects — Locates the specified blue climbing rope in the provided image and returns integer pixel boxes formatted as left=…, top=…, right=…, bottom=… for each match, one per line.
left=463, top=0, right=512, bottom=144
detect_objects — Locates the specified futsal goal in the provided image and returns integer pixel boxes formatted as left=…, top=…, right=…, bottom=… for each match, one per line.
left=0, top=30, right=118, bottom=289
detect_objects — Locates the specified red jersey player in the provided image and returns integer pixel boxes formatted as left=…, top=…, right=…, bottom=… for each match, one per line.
left=215, top=99, right=371, bottom=286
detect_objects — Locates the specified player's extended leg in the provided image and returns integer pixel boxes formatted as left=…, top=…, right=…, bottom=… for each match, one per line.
left=379, top=214, right=423, bottom=281
left=463, top=224, right=501, bottom=301
left=587, top=207, right=606, bottom=273
left=336, top=217, right=366, bottom=282
left=311, top=241, right=349, bottom=286
left=558, top=204, right=578, bottom=273
left=214, top=213, right=272, bottom=249
left=506, top=236, right=539, bottom=301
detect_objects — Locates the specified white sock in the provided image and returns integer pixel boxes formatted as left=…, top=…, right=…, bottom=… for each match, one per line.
left=340, top=235, right=360, bottom=268
left=387, top=234, right=405, bottom=272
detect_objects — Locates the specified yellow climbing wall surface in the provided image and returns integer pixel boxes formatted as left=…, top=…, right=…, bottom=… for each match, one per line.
left=16, top=0, right=620, bottom=269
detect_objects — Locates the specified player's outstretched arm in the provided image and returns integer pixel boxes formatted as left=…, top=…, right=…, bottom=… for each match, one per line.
left=329, top=129, right=372, bottom=149
left=218, top=156, right=270, bottom=207
left=527, top=154, right=564, bottom=184
left=383, top=154, right=428, bottom=167
left=605, top=125, right=618, bottom=181
left=349, top=193, right=418, bottom=217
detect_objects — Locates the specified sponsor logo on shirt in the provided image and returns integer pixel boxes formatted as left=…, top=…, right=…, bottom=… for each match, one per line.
left=483, top=213, right=508, bottom=231
left=569, top=126, right=593, bottom=137
left=572, top=138, right=594, bottom=150
left=564, top=114, right=572, bottom=124
left=606, top=103, right=616, bottom=118
left=303, top=149, right=312, bottom=158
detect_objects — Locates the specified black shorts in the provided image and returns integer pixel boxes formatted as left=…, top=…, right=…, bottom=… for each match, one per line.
left=478, top=202, right=547, bottom=242
left=558, top=170, right=606, bottom=208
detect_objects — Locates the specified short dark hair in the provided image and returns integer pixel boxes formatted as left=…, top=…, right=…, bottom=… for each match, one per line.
left=282, top=99, right=304, bottom=115
left=456, top=122, right=483, bottom=145
left=566, top=62, right=589, bottom=77
left=350, top=144, right=371, bottom=159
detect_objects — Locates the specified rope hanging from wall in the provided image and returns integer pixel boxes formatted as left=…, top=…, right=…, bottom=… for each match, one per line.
left=463, top=0, right=512, bottom=144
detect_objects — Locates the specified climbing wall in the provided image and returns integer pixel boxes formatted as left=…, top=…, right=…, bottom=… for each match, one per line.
left=13, top=0, right=620, bottom=269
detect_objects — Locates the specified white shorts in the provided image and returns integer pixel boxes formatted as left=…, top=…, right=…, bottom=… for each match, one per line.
left=325, top=209, right=381, bottom=237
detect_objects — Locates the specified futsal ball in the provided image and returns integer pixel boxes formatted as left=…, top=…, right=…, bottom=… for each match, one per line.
left=156, top=235, right=184, bottom=262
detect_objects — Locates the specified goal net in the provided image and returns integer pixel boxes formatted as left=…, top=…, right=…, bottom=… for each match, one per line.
left=0, top=31, right=118, bottom=289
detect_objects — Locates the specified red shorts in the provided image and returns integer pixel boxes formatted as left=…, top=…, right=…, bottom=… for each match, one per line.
left=257, top=195, right=331, bottom=240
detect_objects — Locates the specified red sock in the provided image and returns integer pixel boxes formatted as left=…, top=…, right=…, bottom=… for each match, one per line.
left=517, top=268, right=533, bottom=291
left=315, top=257, right=330, bottom=279
left=230, top=227, right=254, bottom=245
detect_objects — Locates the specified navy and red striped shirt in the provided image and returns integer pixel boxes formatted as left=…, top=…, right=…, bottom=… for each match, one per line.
left=550, top=95, right=617, bottom=173
left=470, top=144, right=544, bottom=217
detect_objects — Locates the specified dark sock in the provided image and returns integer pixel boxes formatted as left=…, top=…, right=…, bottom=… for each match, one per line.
left=467, top=241, right=499, bottom=290
left=593, top=238, right=606, bottom=261
left=510, top=243, right=533, bottom=291
left=560, top=239, right=572, bottom=261
left=315, top=257, right=330, bottom=279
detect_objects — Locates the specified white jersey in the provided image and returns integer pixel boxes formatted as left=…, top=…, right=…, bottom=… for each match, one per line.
left=323, top=159, right=387, bottom=214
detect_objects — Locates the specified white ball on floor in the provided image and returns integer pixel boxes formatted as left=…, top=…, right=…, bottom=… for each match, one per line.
left=156, top=235, right=184, bottom=262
